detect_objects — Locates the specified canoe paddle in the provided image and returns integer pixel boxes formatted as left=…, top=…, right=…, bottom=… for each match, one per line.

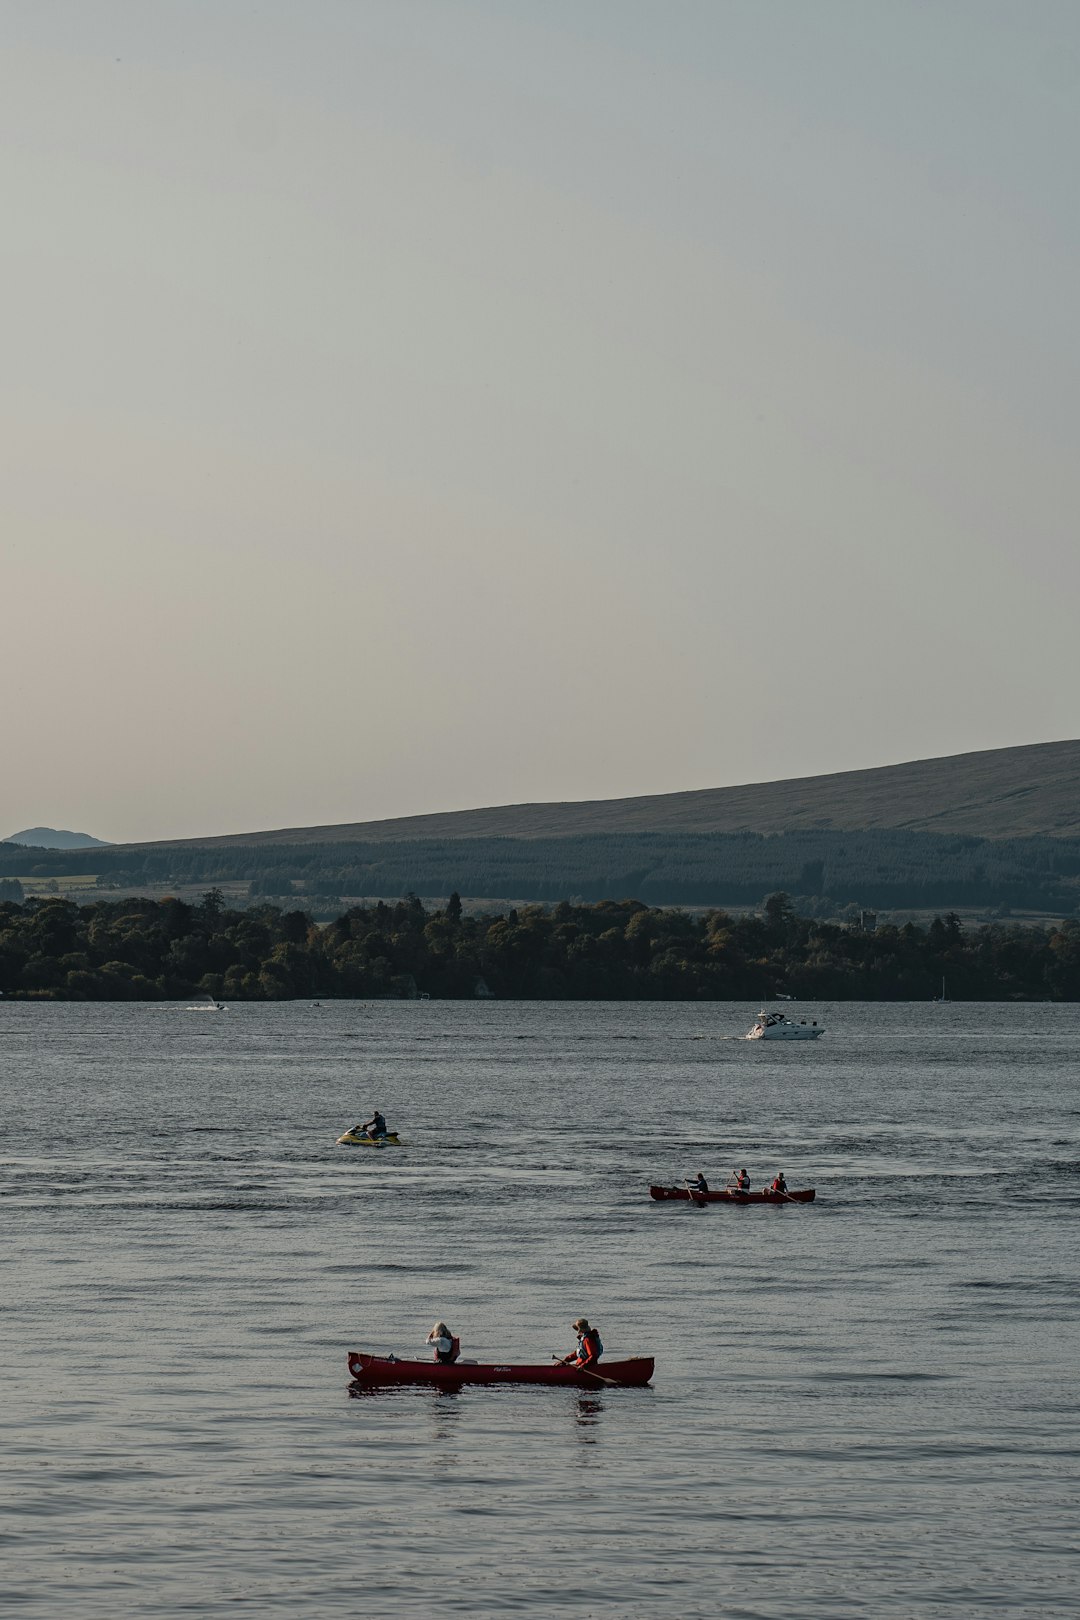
left=551, top=1354, right=618, bottom=1388
left=578, top=1366, right=619, bottom=1388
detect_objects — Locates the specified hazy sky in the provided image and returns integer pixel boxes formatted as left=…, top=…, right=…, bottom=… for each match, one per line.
left=4, top=0, right=1079, bottom=842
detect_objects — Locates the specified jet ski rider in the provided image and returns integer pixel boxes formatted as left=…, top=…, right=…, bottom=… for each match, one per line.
left=360, top=1110, right=389, bottom=1140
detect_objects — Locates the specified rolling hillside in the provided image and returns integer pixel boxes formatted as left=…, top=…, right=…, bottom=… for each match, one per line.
left=141, top=739, right=1080, bottom=848
left=6, top=742, right=1079, bottom=915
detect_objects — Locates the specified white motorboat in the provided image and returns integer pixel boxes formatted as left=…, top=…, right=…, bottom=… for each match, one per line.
left=744, top=1009, right=824, bottom=1040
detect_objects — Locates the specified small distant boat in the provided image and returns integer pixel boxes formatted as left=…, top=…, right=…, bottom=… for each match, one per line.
left=347, top=1351, right=654, bottom=1388
left=336, top=1130, right=403, bottom=1147
left=187, top=993, right=227, bottom=1012
left=650, top=1184, right=815, bottom=1204
left=744, top=1009, right=823, bottom=1040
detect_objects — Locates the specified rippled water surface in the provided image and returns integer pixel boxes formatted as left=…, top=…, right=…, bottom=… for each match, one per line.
left=3, top=1000, right=1079, bottom=1617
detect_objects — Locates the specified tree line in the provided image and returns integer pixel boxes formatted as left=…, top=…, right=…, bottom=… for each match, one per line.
left=2, top=890, right=1079, bottom=1001
left=3, top=827, right=1080, bottom=913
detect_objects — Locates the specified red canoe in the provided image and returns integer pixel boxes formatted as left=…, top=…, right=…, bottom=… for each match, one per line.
left=650, top=1184, right=815, bottom=1204
left=347, top=1351, right=654, bottom=1388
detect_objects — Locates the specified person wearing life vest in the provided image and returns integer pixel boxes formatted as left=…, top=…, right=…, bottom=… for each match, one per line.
left=361, top=1110, right=388, bottom=1140
left=686, top=1171, right=709, bottom=1195
left=770, top=1172, right=788, bottom=1194
left=426, top=1321, right=460, bottom=1364
left=559, top=1318, right=603, bottom=1368
left=728, top=1167, right=751, bottom=1194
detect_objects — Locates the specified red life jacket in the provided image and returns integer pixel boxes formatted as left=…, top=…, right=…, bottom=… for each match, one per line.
left=577, top=1328, right=601, bottom=1366
left=448, top=1335, right=461, bottom=1364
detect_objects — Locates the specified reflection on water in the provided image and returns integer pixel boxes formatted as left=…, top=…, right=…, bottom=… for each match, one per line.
left=3, top=999, right=1080, bottom=1617
left=573, top=1394, right=605, bottom=1443
left=429, top=1390, right=464, bottom=1447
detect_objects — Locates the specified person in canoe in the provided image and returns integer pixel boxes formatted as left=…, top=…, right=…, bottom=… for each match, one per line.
left=727, top=1167, right=751, bottom=1195
left=686, top=1171, right=709, bottom=1195
left=558, top=1317, right=603, bottom=1369
left=769, top=1172, right=788, bottom=1194
left=359, top=1109, right=389, bottom=1140
left=426, top=1322, right=460, bottom=1364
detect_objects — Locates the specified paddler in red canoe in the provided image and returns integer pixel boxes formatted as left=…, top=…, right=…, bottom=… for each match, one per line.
left=728, top=1168, right=751, bottom=1194
left=426, top=1322, right=460, bottom=1364
left=686, top=1171, right=709, bottom=1195
left=557, top=1318, right=603, bottom=1369
left=769, top=1172, right=788, bottom=1194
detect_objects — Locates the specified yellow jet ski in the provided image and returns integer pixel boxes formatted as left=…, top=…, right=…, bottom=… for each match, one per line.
left=336, top=1130, right=403, bottom=1147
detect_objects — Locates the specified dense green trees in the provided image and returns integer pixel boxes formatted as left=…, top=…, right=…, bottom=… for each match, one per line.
left=1, top=892, right=1079, bottom=1001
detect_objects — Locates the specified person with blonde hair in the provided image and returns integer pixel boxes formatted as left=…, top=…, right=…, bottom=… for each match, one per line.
left=426, top=1321, right=459, bottom=1364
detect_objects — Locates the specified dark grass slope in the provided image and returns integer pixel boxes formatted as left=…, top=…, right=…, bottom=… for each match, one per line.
left=137, top=739, right=1080, bottom=849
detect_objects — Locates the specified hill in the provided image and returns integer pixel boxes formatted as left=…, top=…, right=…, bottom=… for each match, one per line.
left=3, top=827, right=110, bottom=850
left=142, top=739, right=1080, bottom=848
left=5, top=743, right=1079, bottom=916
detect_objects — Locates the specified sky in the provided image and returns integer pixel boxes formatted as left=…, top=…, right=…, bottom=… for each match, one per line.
left=3, top=0, right=1079, bottom=843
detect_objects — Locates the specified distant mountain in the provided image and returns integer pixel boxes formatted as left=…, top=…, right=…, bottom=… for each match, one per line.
left=140, top=738, right=1080, bottom=848
left=3, top=827, right=111, bottom=850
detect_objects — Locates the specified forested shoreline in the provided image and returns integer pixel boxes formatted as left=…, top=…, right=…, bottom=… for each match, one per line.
left=5, top=824, right=1080, bottom=914
left=2, top=891, right=1079, bottom=1002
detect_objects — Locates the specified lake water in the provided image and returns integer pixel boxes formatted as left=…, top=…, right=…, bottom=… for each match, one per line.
left=2, top=999, right=1079, bottom=1617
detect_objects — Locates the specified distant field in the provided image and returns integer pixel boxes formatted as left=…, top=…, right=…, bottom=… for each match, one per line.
left=8, top=873, right=101, bottom=894
left=9, top=877, right=251, bottom=904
